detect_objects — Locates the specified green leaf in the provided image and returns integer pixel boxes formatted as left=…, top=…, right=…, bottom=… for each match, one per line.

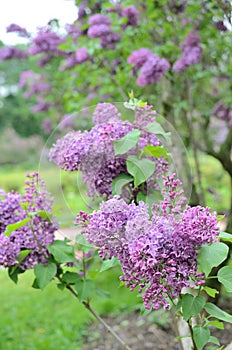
left=126, top=155, right=156, bottom=187
left=193, top=326, right=210, bottom=350
left=17, top=249, right=31, bottom=264
left=4, top=217, right=31, bottom=237
left=114, top=129, right=140, bottom=155
left=219, top=231, right=232, bottom=243
left=203, top=286, right=219, bottom=298
left=29, top=210, right=51, bottom=222
left=8, top=266, right=25, bottom=284
left=205, top=302, right=232, bottom=323
left=197, top=242, right=229, bottom=277
left=62, top=271, right=83, bottom=285
left=47, top=239, right=76, bottom=263
left=100, top=257, right=120, bottom=272
left=34, top=263, right=57, bottom=289
left=208, top=336, right=220, bottom=346
left=143, top=145, right=169, bottom=160
left=111, top=174, right=133, bottom=196
left=75, top=234, right=95, bottom=253
left=145, top=122, right=171, bottom=143
left=74, top=279, right=95, bottom=302
left=218, top=266, right=232, bottom=292
left=208, top=320, right=224, bottom=330
left=181, top=294, right=205, bottom=321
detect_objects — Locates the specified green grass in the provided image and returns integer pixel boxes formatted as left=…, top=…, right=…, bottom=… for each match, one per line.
left=0, top=267, right=140, bottom=350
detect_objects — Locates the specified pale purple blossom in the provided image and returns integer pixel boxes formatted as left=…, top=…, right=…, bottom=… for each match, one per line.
left=88, top=14, right=112, bottom=26
left=127, top=48, right=153, bottom=69
left=136, top=54, right=170, bottom=87
left=0, top=47, right=27, bottom=62
left=213, top=101, right=232, bottom=127
left=6, top=23, right=29, bottom=37
left=173, top=30, right=202, bottom=72
left=121, top=6, right=140, bottom=27
left=29, top=29, right=65, bottom=55
left=0, top=173, right=58, bottom=270
left=77, top=174, right=219, bottom=310
left=87, top=24, right=111, bottom=38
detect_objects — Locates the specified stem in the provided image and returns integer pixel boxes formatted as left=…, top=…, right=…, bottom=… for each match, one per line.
left=82, top=300, right=132, bottom=350
left=60, top=278, right=133, bottom=350
left=187, top=320, right=197, bottom=350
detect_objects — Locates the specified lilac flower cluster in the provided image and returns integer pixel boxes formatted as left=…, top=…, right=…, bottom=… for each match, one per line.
left=87, top=14, right=120, bottom=49
left=121, top=6, right=140, bottom=27
left=77, top=174, right=219, bottom=310
left=29, top=28, right=65, bottom=56
left=0, top=173, right=58, bottom=270
left=127, top=48, right=170, bottom=86
left=0, top=46, right=27, bottom=62
left=173, top=30, right=202, bottom=72
left=212, top=101, right=232, bottom=127
left=6, top=23, right=29, bottom=37
left=49, top=103, right=167, bottom=199
left=61, top=47, right=89, bottom=70
left=20, top=72, right=49, bottom=99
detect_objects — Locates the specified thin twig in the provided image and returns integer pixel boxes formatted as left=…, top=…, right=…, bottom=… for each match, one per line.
left=60, top=278, right=133, bottom=350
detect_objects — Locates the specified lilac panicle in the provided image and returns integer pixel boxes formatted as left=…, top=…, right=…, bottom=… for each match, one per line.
left=173, top=30, right=202, bottom=72
left=127, top=49, right=170, bottom=86
left=77, top=174, right=219, bottom=310
left=50, top=103, right=168, bottom=199
left=88, top=14, right=112, bottom=26
left=0, top=173, right=58, bottom=270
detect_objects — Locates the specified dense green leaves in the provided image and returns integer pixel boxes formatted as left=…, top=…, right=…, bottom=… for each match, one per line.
left=197, top=242, right=229, bottom=277
left=126, top=155, right=156, bottom=187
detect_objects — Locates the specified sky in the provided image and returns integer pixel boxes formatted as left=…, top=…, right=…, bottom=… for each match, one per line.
left=0, top=0, right=77, bottom=45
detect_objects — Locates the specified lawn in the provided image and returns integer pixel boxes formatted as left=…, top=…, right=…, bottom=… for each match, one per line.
left=0, top=266, right=140, bottom=350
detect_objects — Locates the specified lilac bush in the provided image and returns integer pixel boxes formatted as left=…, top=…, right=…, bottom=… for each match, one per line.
left=0, top=173, right=57, bottom=270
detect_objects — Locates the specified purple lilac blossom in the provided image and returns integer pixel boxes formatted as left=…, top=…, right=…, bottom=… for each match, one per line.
left=0, top=173, right=58, bottom=269
left=0, top=47, right=27, bottom=62
left=6, top=23, right=30, bottom=37
left=214, top=20, right=227, bottom=32
left=42, top=118, right=53, bottom=134
left=29, top=29, right=65, bottom=55
left=77, top=174, right=219, bottom=310
left=87, top=24, right=111, bottom=39
left=65, top=23, right=82, bottom=40
left=213, top=101, right=232, bottom=127
left=136, top=54, right=170, bottom=87
left=32, top=97, right=53, bottom=113
left=121, top=6, right=140, bottom=27
left=50, top=103, right=168, bottom=199
left=173, top=30, right=202, bottom=72
left=127, top=48, right=153, bottom=69
left=60, top=48, right=89, bottom=70
left=88, top=14, right=112, bottom=26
